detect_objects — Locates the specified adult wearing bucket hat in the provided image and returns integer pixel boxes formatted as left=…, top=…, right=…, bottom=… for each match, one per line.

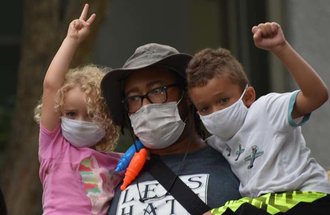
left=101, top=43, right=192, bottom=128
left=101, top=43, right=241, bottom=214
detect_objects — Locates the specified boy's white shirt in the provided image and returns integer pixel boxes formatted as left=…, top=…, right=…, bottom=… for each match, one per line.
left=207, top=91, right=330, bottom=197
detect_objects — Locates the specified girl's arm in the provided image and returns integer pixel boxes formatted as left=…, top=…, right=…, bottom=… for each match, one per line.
left=41, top=4, right=96, bottom=130
left=252, top=22, right=328, bottom=118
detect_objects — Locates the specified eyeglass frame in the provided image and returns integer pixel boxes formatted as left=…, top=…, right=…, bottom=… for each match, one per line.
left=122, top=82, right=183, bottom=113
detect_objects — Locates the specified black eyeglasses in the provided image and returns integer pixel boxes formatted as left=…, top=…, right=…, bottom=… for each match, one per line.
left=122, top=83, right=180, bottom=113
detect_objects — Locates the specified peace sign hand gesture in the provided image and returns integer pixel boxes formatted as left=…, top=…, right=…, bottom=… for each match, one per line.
left=67, top=3, right=96, bottom=44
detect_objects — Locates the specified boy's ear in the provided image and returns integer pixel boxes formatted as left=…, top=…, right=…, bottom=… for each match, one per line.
left=243, top=86, right=256, bottom=108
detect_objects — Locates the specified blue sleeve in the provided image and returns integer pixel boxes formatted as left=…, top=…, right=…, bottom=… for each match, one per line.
left=288, top=90, right=311, bottom=127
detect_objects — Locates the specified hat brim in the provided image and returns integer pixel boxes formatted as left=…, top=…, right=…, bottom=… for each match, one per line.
left=101, top=53, right=192, bottom=127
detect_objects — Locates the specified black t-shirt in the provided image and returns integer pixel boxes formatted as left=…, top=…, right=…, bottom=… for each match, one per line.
left=108, top=145, right=241, bottom=215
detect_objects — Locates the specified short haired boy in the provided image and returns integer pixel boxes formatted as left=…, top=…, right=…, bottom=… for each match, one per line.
left=187, top=22, right=330, bottom=214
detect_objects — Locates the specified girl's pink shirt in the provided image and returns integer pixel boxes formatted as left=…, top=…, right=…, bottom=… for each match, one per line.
left=38, top=124, right=122, bottom=215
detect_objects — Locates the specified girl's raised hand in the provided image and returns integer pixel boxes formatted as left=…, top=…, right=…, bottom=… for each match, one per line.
left=67, top=3, right=96, bottom=43
left=252, top=22, right=287, bottom=54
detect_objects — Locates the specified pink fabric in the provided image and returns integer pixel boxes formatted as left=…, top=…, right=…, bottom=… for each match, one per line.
left=38, top=124, right=122, bottom=215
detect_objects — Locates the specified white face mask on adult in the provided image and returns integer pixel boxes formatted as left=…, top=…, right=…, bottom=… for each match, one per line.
left=199, top=88, right=248, bottom=141
left=129, top=101, right=186, bottom=149
left=61, top=117, right=106, bottom=148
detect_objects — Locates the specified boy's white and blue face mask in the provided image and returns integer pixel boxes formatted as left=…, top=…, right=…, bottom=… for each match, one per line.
left=199, top=87, right=248, bottom=141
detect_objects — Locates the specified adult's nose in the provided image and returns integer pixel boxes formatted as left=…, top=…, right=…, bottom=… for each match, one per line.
left=141, top=96, right=152, bottom=107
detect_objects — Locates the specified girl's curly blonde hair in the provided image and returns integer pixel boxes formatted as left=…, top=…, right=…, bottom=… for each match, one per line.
left=34, top=64, right=119, bottom=152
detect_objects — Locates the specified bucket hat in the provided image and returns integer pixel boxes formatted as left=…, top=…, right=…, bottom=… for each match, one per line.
left=101, top=43, right=192, bottom=127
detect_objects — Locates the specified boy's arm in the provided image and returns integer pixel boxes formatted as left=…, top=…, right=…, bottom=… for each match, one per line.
left=41, top=4, right=96, bottom=130
left=252, top=22, right=328, bottom=118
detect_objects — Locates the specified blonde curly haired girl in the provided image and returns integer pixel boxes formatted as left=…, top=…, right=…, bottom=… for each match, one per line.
left=35, top=65, right=119, bottom=152
left=35, top=4, right=122, bottom=214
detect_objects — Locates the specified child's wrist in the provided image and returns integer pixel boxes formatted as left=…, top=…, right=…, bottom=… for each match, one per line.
left=271, top=40, right=289, bottom=56
left=63, top=36, right=80, bottom=47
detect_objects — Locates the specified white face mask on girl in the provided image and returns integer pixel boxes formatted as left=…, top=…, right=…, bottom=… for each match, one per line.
left=61, top=117, right=106, bottom=148
left=199, top=87, right=248, bottom=141
left=129, top=101, right=186, bottom=149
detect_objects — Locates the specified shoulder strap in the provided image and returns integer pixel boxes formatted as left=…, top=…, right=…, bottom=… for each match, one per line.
left=146, top=157, right=210, bottom=215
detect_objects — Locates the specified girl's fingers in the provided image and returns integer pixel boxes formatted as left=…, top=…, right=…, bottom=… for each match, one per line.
left=79, top=3, right=89, bottom=20
left=72, top=19, right=83, bottom=29
left=86, top=13, right=96, bottom=25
